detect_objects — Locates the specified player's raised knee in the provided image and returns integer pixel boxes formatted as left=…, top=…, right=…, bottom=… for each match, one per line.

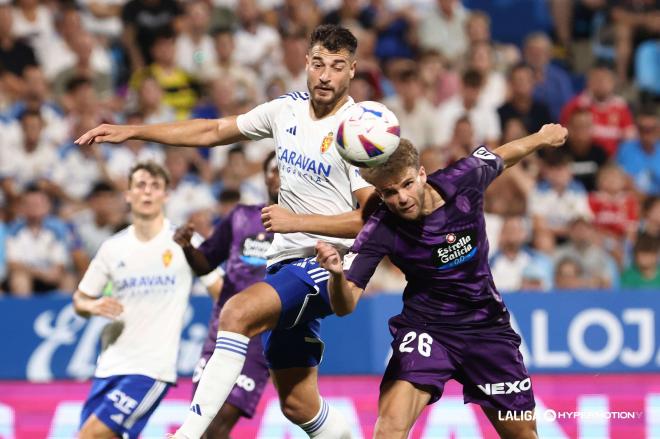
left=217, top=298, right=253, bottom=333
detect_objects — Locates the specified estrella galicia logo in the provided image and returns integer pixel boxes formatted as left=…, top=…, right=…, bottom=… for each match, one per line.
left=433, top=230, right=478, bottom=270
left=240, top=233, right=272, bottom=266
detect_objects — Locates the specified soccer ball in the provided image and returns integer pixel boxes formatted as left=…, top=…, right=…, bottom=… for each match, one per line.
left=335, top=101, right=401, bottom=168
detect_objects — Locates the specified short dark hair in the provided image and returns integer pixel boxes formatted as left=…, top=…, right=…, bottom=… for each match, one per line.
left=19, top=109, right=42, bottom=122
left=542, top=148, right=571, bottom=167
left=462, top=69, right=483, bottom=88
left=88, top=181, right=115, bottom=199
left=360, top=138, right=419, bottom=185
left=128, top=161, right=171, bottom=187
left=218, top=188, right=240, bottom=203
left=65, top=76, right=92, bottom=94
left=634, top=233, right=659, bottom=254
left=508, top=62, right=533, bottom=81
left=309, top=24, right=357, bottom=55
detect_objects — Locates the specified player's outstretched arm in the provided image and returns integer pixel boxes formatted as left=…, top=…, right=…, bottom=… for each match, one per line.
left=75, top=116, right=248, bottom=148
left=494, top=124, right=568, bottom=169
left=262, top=187, right=379, bottom=238
left=316, top=241, right=364, bottom=316
left=73, top=290, right=123, bottom=319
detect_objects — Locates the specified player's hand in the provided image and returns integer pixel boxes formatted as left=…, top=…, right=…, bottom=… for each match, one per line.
left=538, top=124, right=568, bottom=148
left=75, top=124, right=134, bottom=145
left=89, top=297, right=123, bottom=319
left=315, top=241, right=343, bottom=275
left=174, top=223, right=195, bottom=249
left=261, top=205, right=300, bottom=233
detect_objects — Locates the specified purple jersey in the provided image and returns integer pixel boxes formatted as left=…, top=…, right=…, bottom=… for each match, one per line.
left=346, top=147, right=508, bottom=328
left=198, top=204, right=273, bottom=356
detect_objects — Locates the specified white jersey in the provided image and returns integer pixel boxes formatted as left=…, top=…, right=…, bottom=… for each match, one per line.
left=78, top=219, right=218, bottom=383
left=237, top=92, right=371, bottom=264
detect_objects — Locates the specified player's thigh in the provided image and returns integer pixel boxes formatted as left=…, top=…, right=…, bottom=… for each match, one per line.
left=269, top=366, right=321, bottom=424
left=219, top=281, right=282, bottom=336
left=374, top=380, right=432, bottom=439
left=79, top=414, right=116, bottom=439
left=203, top=403, right=243, bottom=439
left=482, top=407, right=538, bottom=439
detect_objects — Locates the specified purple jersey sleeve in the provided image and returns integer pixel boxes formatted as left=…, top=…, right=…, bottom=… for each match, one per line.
left=436, top=146, right=504, bottom=193
left=345, top=207, right=393, bottom=289
left=198, top=210, right=234, bottom=268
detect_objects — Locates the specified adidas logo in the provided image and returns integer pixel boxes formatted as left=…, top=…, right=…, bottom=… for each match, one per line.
left=190, top=403, right=202, bottom=415
left=286, top=126, right=297, bottom=135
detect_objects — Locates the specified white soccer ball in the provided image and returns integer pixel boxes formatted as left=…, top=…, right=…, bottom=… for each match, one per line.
left=335, top=101, right=401, bottom=168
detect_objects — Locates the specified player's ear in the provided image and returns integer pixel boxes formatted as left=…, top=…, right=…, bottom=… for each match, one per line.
left=418, top=166, right=427, bottom=184
left=349, top=59, right=356, bottom=79
left=305, top=53, right=310, bottom=69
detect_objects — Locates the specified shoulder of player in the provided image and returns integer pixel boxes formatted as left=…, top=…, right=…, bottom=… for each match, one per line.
left=102, top=226, right=132, bottom=247
left=275, top=91, right=310, bottom=103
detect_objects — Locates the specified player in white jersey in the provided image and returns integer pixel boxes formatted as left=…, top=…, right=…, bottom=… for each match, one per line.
left=76, top=25, right=374, bottom=439
left=73, top=162, right=221, bottom=439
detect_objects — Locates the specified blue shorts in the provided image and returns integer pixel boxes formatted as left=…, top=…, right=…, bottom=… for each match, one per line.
left=80, top=375, right=170, bottom=439
left=262, top=257, right=333, bottom=369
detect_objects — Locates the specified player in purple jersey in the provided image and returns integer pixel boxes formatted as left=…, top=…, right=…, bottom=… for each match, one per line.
left=316, top=124, right=568, bottom=439
left=173, top=152, right=279, bottom=438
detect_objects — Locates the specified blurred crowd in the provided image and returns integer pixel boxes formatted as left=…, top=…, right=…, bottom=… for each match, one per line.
left=0, top=0, right=658, bottom=297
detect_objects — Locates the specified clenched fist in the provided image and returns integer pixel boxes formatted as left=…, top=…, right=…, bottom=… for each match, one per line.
left=315, top=241, right=343, bottom=275
left=261, top=205, right=299, bottom=233
left=174, top=223, right=194, bottom=249
left=538, top=124, right=568, bottom=148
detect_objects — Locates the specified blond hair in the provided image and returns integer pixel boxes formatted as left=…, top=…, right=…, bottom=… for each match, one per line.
left=360, top=138, right=419, bottom=185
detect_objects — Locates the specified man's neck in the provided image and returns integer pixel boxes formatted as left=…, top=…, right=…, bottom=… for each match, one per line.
left=310, top=95, right=349, bottom=120
left=423, top=183, right=445, bottom=215
left=132, top=214, right=164, bottom=241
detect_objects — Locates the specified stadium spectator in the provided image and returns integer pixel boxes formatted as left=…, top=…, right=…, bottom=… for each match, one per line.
left=564, top=108, right=609, bottom=192
left=555, top=217, right=619, bottom=289
left=106, top=112, right=165, bottom=190
left=617, top=109, right=660, bottom=196
left=383, top=66, right=440, bottom=150
left=164, top=148, right=216, bottom=226
left=232, top=0, right=282, bottom=77
left=497, top=63, right=552, bottom=135
left=490, top=215, right=553, bottom=292
left=49, top=115, right=113, bottom=203
left=51, top=31, right=113, bottom=101
left=0, top=5, right=38, bottom=99
left=554, top=257, right=589, bottom=290
left=609, top=0, right=660, bottom=85
left=11, top=0, right=56, bottom=58
left=370, top=0, right=417, bottom=62
left=466, top=41, right=506, bottom=110
left=529, top=149, right=593, bottom=241
left=639, top=197, right=660, bottom=239
left=464, top=10, right=520, bottom=72
left=6, top=186, right=74, bottom=296
left=621, top=234, right=660, bottom=289
left=416, top=0, right=469, bottom=64
left=264, top=0, right=320, bottom=37
left=130, top=27, right=199, bottom=119
left=275, top=29, right=308, bottom=92
left=134, top=76, right=176, bottom=125
left=560, top=62, right=636, bottom=157
left=121, top=0, right=183, bottom=69
left=417, top=49, right=459, bottom=108
left=436, top=69, right=501, bottom=148
left=72, top=182, right=126, bottom=256
left=0, top=110, right=57, bottom=200
left=523, top=32, right=574, bottom=121
left=217, top=188, right=240, bottom=221
left=322, top=0, right=375, bottom=30
left=175, top=0, right=216, bottom=79
left=443, top=115, right=475, bottom=163
left=589, top=163, right=639, bottom=241
left=77, top=0, right=125, bottom=39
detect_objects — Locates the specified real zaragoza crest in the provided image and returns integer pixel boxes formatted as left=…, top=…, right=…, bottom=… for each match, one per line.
left=321, top=131, right=333, bottom=153
left=162, top=249, right=173, bottom=267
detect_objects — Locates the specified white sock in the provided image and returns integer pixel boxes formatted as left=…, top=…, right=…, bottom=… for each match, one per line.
left=176, top=331, right=249, bottom=439
left=299, top=398, right=353, bottom=438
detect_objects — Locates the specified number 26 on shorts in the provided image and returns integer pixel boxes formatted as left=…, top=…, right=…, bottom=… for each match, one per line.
left=399, top=331, right=433, bottom=357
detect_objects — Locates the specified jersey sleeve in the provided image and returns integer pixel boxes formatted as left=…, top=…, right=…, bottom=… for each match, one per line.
left=344, top=210, right=391, bottom=289
left=78, top=242, right=112, bottom=298
left=236, top=98, right=286, bottom=141
left=198, top=210, right=235, bottom=268
left=347, top=164, right=372, bottom=193
left=444, top=146, right=504, bottom=192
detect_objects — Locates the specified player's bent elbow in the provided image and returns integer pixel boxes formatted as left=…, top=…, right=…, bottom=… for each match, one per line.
left=72, top=291, right=89, bottom=317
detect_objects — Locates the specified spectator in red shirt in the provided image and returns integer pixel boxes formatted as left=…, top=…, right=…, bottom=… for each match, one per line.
left=560, top=62, right=636, bottom=157
left=589, top=163, right=639, bottom=240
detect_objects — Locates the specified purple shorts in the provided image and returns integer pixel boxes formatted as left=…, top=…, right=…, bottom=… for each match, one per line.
left=192, top=336, right=269, bottom=418
left=382, top=314, right=535, bottom=412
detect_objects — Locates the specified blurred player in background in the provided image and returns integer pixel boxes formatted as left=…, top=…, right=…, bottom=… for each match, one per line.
left=76, top=24, right=374, bottom=438
left=173, top=152, right=279, bottom=438
left=316, top=124, right=568, bottom=439
left=72, top=162, right=221, bottom=439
